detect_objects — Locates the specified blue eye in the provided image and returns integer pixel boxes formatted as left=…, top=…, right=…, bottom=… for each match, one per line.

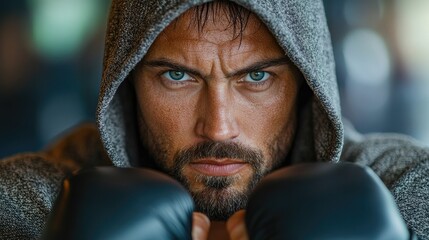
left=163, top=71, right=191, bottom=81
left=245, top=71, right=270, bottom=82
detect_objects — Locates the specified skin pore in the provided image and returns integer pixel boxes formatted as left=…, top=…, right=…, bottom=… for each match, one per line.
left=133, top=2, right=302, bottom=239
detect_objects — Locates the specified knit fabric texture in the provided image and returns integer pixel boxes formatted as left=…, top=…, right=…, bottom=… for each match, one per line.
left=1, top=0, right=428, bottom=239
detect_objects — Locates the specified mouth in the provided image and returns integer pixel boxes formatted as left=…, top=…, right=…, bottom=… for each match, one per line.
left=189, top=158, right=248, bottom=176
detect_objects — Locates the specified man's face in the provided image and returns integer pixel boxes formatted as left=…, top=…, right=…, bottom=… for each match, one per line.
left=133, top=7, right=301, bottom=220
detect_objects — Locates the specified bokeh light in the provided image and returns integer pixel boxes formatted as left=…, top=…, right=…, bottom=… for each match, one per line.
left=29, top=0, right=102, bottom=60
left=343, top=29, right=391, bottom=86
left=395, top=0, right=429, bottom=143
left=395, top=0, right=429, bottom=82
left=1, top=1, right=429, bottom=158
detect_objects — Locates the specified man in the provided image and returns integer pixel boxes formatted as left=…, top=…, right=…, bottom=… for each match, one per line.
left=1, top=0, right=428, bottom=239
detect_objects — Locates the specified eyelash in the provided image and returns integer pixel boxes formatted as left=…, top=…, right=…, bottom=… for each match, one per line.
left=244, top=80, right=268, bottom=87
left=240, top=71, right=274, bottom=89
left=159, top=70, right=194, bottom=85
left=158, top=69, right=274, bottom=89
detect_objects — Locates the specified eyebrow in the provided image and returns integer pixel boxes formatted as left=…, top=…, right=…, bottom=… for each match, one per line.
left=141, top=56, right=292, bottom=79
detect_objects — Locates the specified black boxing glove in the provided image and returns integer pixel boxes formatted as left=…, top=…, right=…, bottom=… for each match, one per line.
left=246, top=162, right=416, bottom=240
left=43, top=167, right=194, bottom=240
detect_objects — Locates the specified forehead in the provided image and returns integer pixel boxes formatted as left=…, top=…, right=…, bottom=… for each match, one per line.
left=168, top=6, right=257, bottom=41
left=145, top=5, right=284, bottom=60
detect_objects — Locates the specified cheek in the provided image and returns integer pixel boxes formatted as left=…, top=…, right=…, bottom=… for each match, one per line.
left=238, top=80, right=298, bottom=160
left=135, top=80, right=198, bottom=163
left=241, top=104, right=294, bottom=150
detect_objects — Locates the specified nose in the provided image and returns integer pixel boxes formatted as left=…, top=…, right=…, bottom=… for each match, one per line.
left=195, top=85, right=239, bottom=142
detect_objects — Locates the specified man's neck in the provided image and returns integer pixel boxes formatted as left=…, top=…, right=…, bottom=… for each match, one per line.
left=208, top=221, right=229, bottom=240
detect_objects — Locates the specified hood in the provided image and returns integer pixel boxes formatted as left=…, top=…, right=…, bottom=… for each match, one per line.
left=96, top=0, right=344, bottom=167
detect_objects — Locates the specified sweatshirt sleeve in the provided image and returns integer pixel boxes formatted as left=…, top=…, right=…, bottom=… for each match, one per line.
left=0, top=123, right=112, bottom=239
left=341, top=124, right=429, bottom=239
left=0, top=154, right=66, bottom=240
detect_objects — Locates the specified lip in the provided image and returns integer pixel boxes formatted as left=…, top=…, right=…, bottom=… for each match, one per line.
left=189, top=158, right=247, bottom=176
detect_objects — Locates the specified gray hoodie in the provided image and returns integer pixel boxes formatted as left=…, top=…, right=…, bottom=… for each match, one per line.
left=1, top=0, right=428, bottom=239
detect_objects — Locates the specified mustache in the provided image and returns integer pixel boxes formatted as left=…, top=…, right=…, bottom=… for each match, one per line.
left=170, top=141, right=266, bottom=221
left=173, top=141, right=264, bottom=169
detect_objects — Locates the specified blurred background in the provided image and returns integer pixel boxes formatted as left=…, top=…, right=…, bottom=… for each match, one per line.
left=0, top=0, right=109, bottom=158
left=0, top=0, right=428, bottom=158
left=324, top=0, right=429, bottom=143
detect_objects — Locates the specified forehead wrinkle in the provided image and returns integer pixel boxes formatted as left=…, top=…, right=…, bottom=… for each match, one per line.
left=155, top=35, right=236, bottom=80
left=160, top=5, right=267, bottom=52
left=146, top=5, right=285, bottom=82
left=161, top=23, right=235, bottom=51
left=168, top=6, right=262, bottom=45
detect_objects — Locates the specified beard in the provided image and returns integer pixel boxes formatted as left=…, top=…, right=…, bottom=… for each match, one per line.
left=141, top=139, right=288, bottom=220
left=137, top=113, right=293, bottom=220
left=170, top=141, right=268, bottom=220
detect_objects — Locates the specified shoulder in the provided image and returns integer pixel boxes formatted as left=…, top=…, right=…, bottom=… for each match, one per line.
left=44, top=122, right=112, bottom=170
left=341, top=123, right=429, bottom=239
left=341, top=122, right=429, bottom=186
